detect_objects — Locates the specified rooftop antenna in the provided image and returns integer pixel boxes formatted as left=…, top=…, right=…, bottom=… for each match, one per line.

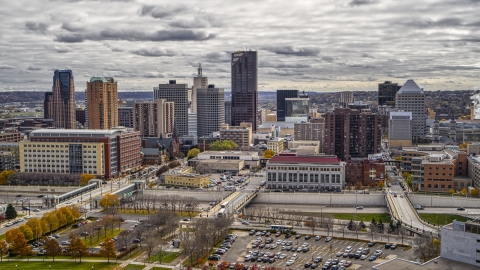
left=197, top=63, right=202, bottom=77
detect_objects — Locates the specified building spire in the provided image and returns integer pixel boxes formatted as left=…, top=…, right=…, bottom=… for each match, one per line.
left=197, top=63, right=202, bottom=77
left=172, top=120, right=179, bottom=138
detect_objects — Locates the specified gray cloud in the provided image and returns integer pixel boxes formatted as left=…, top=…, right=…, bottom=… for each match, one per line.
left=349, top=0, right=379, bottom=6
left=55, top=29, right=215, bottom=43
left=27, top=65, right=43, bottom=71
left=203, top=52, right=230, bottom=62
left=361, top=53, right=375, bottom=59
left=138, top=5, right=190, bottom=19
left=321, top=56, right=338, bottom=63
left=0, top=64, right=15, bottom=70
left=25, top=22, right=49, bottom=33
left=170, top=15, right=222, bottom=28
left=264, top=46, right=320, bottom=56
left=61, top=22, right=84, bottom=32
left=405, top=18, right=464, bottom=28
left=260, top=62, right=312, bottom=68
left=144, top=72, right=166, bottom=78
left=131, top=48, right=176, bottom=57
left=45, top=45, right=73, bottom=53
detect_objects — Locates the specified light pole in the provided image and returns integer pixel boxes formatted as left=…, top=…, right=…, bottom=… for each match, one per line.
left=410, top=219, right=412, bottom=228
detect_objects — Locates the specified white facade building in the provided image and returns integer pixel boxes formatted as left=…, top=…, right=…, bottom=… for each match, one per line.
left=266, top=155, right=345, bottom=190
left=395, top=79, right=425, bottom=142
left=441, top=220, right=480, bottom=267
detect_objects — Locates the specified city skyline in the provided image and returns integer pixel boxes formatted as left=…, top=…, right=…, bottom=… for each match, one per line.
left=1, top=0, right=480, bottom=92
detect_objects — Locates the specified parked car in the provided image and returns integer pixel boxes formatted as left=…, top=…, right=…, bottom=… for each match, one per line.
left=325, top=237, right=332, bottom=242
left=368, top=241, right=376, bottom=247
left=390, top=244, right=398, bottom=250
left=384, top=243, right=391, bottom=249
left=314, top=236, right=322, bottom=241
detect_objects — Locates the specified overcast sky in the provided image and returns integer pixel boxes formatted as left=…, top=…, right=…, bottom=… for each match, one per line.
left=1, top=0, right=480, bottom=92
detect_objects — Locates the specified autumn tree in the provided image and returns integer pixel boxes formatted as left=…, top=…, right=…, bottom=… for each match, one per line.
left=354, top=182, right=364, bottom=190
left=26, top=217, right=43, bottom=241
left=186, top=148, right=200, bottom=160
left=18, top=224, right=34, bottom=241
left=67, top=205, right=81, bottom=220
left=44, top=211, right=59, bottom=233
left=0, top=240, right=8, bottom=262
left=69, top=234, right=88, bottom=262
left=5, top=204, right=17, bottom=219
left=471, top=188, right=479, bottom=197
left=99, top=238, right=117, bottom=263
left=0, top=170, right=15, bottom=185
left=461, top=188, right=468, bottom=196
left=80, top=174, right=96, bottom=186
left=377, top=180, right=385, bottom=189
left=99, top=194, right=120, bottom=214
left=449, top=189, right=456, bottom=195
left=6, top=228, right=31, bottom=257
left=210, top=140, right=238, bottom=151
left=44, top=238, right=62, bottom=262
left=263, top=150, right=275, bottom=158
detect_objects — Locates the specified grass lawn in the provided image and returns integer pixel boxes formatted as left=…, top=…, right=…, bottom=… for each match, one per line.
left=123, top=264, right=145, bottom=270
left=419, top=213, right=469, bottom=226
left=0, top=233, right=5, bottom=240
left=149, top=252, right=179, bottom=263
left=84, top=229, right=121, bottom=248
left=0, top=261, right=118, bottom=269
left=331, top=213, right=392, bottom=223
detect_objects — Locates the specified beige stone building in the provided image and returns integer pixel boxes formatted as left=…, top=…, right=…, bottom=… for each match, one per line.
left=219, top=122, right=252, bottom=148
left=86, top=77, right=118, bottom=129
left=133, top=99, right=174, bottom=138
left=267, top=138, right=284, bottom=155
left=164, top=173, right=210, bottom=188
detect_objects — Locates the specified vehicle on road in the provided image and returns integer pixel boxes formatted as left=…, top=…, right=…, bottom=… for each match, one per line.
left=61, top=241, right=70, bottom=245
left=414, top=205, right=424, bottom=210
left=355, top=206, right=363, bottom=210
left=457, top=207, right=465, bottom=211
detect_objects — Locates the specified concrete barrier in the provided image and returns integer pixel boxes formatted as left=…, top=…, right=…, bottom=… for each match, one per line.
left=409, top=194, right=480, bottom=209
left=142, top=189, right=232, bottom=202
left=251, top=192, right=387, bottom=206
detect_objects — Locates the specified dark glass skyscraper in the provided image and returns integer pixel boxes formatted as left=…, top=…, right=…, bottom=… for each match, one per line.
left=378, top=81, right=401, bottom=107
left=231, top=51, right=257, bottom=131
left=276, top=90, right=299, bottom=121
left=45, top=70, right=76, bottom=129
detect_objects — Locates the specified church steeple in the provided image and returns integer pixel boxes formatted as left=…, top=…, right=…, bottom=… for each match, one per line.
left=172, top=120, right=179, bottom=138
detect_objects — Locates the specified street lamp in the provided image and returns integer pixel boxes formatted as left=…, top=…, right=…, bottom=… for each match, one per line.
left=410, top=219, right=412, bottom=228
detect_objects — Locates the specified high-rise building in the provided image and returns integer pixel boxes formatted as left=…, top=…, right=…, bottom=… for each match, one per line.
left=154, top=80, right=189, bottom=136
left=86, top=77, right=118, bottom=129
left=388, top=111, right=412, bottom=149
left=219, top=123, right=252, bottom=148
left=324, top=108, right=382, bottom=161
left=378, top=81, right=401, bottom=107
left=191, top=64, right=208, bottom=114
left=395, top=79, right=426, bottom=142
left=276, top=90, right=299, bottom=121
left=224, top=101, right=232, bottom=126
left=45, top=70, right=76, bottom=129
left=294, top=119, right=325, bottom=152
left=197, top=85, right=225, bottom=137
left=133, top=99, right=174, bottom=138
left=118, top=107, right=133, bottom=128
left=75, top=108, right=86, bottom=126
left=188, top=112, right=197, bottom=137
left=231, top=51, right=258, bottom=131
left=285, top=97, right=309, bottom=122
left=339, top=91, right=354, bottom=107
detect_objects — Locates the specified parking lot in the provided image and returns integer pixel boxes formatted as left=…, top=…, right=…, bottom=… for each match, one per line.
left=217, top=230, right=414, bottom=269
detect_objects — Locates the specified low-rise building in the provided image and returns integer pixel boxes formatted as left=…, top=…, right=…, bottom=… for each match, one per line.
left=267, top=138, right=284, bottom=155
left=219, top=122, right=252, bottom=148
left=266, top=154, right=345, bottom=191
left=164, top=173, right=209, bottom=188
left=345, top=156, right=386, bottom=185
left=402, top=145, right=470, bottom=191
left=0, top=130, right=22, bottom=142
left=441, top=220, right=480, bottom=267
left=287, top=141, right=321, bottom=155
left=194, top=150, right=260, bottom=169
left=0, top=143, right=19, bottom=165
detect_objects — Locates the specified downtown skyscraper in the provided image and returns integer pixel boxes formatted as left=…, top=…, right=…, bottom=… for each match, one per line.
left=44, top=70, right=76, bottom=129
left=231, top=51, right=258, bottom=131
left=86, top=77, right=118, bottom=129
left=154, top=80, right=189, bottom=136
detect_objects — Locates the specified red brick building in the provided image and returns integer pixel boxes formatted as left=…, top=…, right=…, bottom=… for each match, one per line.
left=345, top=156, right=386, bottom=186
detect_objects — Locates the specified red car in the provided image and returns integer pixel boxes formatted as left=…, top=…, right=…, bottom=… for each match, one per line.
left=275, top=232, right=281, bottom=237
left=344, top=261, right=352, bottom=267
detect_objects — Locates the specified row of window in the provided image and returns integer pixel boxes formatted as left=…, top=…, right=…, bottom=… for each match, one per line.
left=268, top=167, right=341, bottom=171
left=268, top=172, right=342, bottom=183
left=25, top=169, right=98, bottom=174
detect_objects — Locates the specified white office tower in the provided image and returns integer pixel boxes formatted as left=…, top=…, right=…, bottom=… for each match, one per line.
left=395, top=79, right=425, bottom=142
left=154, top=80, right=189, bottom=136
left=190, top=64, right=208, bottom=114
left=388, top=111, right=412, bottom=149
left=197, top=85, right=225, bottom=137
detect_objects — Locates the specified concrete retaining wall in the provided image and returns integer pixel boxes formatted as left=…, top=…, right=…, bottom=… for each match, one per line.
left=142, top=189, right=233, bottom=202
left=252, top=193, right=387, bottom=206
left=410, top=194, right=480, bottom=208
left=0, top=186, right=80, bottom=196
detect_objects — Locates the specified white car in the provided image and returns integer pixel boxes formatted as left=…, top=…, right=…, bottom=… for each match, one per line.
left=374, top=250, right=383, bottom=256
left=345, top=246, right=353, bottom=253
left=292, top=253, right=298, bottom=258
left=276, top=240, right=282, bottom=244
left=5, top=222, right=13, bottom=227
left=286, top=259, right=295, bottom=266
left=61, top=241, right=70, bottom=245
left=279, top=253, right=287, bottom=259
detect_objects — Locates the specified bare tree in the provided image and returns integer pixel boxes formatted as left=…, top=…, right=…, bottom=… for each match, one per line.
left=369, top=223, right=377, bottom=241
left=144, top=233, right=159, bottom=263
left=398, top=226, right=408, bottom=246
left=413, top=235, right=441, bottom=262
left=195, top=163, right=211, bottom=174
